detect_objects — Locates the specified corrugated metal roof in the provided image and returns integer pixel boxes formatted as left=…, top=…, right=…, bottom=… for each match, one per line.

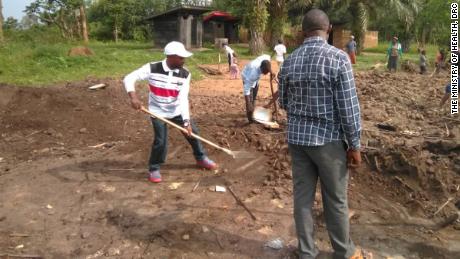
left=146, top=5, right=212, bottom=20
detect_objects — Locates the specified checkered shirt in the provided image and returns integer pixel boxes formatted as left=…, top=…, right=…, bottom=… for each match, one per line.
left=278, top=36, right=361, bottom=149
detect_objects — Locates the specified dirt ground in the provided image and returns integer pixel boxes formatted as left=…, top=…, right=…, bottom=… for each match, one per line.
left=0, top=63, right=459, bottom=259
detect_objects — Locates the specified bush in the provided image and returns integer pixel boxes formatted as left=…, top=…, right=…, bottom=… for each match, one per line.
left=5, top=25, right=65, bottom=46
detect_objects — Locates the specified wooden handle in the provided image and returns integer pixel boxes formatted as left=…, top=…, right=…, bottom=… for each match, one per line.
left=140, top=107, right=232, bottom=155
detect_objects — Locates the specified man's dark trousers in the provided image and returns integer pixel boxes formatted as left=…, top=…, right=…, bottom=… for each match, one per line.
left=289, top=140, right=356, bottom=259
left=245, top=83, right=259, bottom=122
left=149, top=116, right=206, bottom=171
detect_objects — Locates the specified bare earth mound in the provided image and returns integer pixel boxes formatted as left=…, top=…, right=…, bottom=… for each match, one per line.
left=0, top=69, right=459, bottom=258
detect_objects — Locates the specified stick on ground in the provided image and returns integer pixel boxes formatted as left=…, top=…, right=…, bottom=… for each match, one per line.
left=227, top=186, right=257, bottom=220
left=192, top=178, right=201, bottom=192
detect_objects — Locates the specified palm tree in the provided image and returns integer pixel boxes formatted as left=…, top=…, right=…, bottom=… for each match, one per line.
left=268, top=0, right=314, bottom=47
left=268, top=0, right=286, bottom=47
left=247, top=0, right=269, bottom=55
left=286, top=0, right=421, bottom=53
left=347, top=0, right=422, bottom=53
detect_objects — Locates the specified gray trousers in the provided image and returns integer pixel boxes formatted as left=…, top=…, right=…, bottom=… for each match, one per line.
left=289, top=141, right=355, bottom=259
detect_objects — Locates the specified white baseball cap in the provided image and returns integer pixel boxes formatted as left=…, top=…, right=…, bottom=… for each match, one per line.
left=164, top=41, right=193, bottom=58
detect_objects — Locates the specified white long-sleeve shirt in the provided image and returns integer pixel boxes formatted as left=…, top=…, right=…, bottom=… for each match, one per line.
left=224, top=45, right=234, bottom=56
left=274, top=44, right=287, bottom=62
left=241, top=54, right=271, bottom=96
left=123, top=60, right=191, bottom=120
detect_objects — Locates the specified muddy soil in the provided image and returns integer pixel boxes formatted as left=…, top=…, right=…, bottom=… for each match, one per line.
left=0, top=66, right=459, bottom=259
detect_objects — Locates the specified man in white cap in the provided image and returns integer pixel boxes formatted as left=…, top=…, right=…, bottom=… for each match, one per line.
left=345, top=35, right=357, bottom=64
left=123, top=41, right=217, bottom=183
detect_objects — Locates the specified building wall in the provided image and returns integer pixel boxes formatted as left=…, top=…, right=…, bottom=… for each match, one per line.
left=332, top=27, right=379, bottom=49
left=152, top=15, right=179, bottom=47
left=203, top=22, right=214, bottom=43
left=363, top=31, right=378, bottom=49
left=203, top=21, right=238, bottom=44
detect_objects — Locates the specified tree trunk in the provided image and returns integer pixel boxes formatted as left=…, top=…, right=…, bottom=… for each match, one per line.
left=0, top=0, right=4, bottom=43
left=114, top=24, right=119, bottom=42
left=247, top=0, right=268, bottom=55
left=268, top=0, right=287, bottom=47
left=350, top=2, right=368, bottom=54
left=75, top=10, right=82, bottom=40
left=421, top=26, right=427, bottom=47
left=58, top=9, right=71, bottom=40
left=79, top=4, right=89, bottom=44
left=249, top=30, right=265, bottom=55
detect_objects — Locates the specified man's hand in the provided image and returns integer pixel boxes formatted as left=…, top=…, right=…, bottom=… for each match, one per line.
left=183, top=120, right=192, bottom=137
left=128, top=92, right=142, bottom=110
left=347, top=149, right=362, bottom=169
left=270, top=72, right=279, bottom=84
left=185, top=124, right=192, bottom=137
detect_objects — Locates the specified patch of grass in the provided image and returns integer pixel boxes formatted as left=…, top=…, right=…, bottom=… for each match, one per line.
left=0, top=39, right=260, bottom=87
left=353, top=42, right=440, bottom=71
left=0, top=36, right=443, bottom=86
left=354, top=52, right=438, bottom=71
left=0, top=40, right=161, bottom=86
left=365, top=42, right=440, bottom=55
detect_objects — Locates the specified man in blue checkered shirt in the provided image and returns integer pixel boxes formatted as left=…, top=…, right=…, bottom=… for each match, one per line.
left=278, top=9, right=362, bottom=259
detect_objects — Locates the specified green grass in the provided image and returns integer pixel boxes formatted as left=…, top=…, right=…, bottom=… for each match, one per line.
left=0, top=39, right=258, bottom=87
left=353, top=42, right=441, bottom=71
left=0, top=37, right=444, bottom=86
left=0, top=41, right=163, bottom=86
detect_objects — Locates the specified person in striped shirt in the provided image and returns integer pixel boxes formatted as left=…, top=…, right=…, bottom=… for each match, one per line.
left=123, top=41, right=217, bottom=183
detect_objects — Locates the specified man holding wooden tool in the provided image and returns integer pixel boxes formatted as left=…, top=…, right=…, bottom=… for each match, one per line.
left=242, top=54, right=273, bottom=122
left=123, top=41, right=217, bottom=184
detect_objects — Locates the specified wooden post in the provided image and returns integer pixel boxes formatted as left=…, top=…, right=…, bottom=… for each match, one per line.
left=196, top=17, right=203, bottom=48
left=269, top=73, right=278, bottom=121
left=218, top=53, right=221, bottom=72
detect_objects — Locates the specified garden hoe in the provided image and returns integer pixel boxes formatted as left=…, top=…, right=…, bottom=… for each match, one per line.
left=141, top=107, right=253, bottom=159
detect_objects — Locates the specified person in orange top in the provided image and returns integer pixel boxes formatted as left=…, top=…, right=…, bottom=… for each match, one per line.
left=345, top=36, right=357, bottom=64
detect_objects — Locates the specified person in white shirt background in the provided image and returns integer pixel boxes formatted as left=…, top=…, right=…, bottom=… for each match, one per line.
left=241, top=54, right=273, bottom=122
left=274, top=39, right=287, bottom=70
left=223, top=43, right=236, bottom=71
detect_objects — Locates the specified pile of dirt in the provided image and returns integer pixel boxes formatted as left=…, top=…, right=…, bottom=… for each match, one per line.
left=224, top=70, right=460, bottom=222
left=68, top=46, right=94, bottom=57
left=0, top=68, right=459, bottom=258
left=0, top=78, right=139, bottom=163
left=355, top=71, right=459, bottom=218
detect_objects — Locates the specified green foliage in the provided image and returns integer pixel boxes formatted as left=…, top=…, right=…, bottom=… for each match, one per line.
left=3, top=25, right=64, bottom=46
left=3, top=17, right=20, bottom=30
left=247, top=0, right=270, bottom=54
left=87, top=0, right=157, bottom=41
left=25, top=0, right=86, bottom=40
left=413, top=0, right=453, bottom=47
